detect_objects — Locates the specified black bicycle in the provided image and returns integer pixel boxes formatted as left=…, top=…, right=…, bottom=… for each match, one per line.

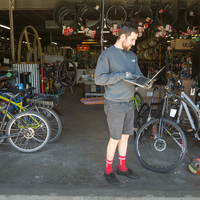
left=135, top=81, right=188, bottom=172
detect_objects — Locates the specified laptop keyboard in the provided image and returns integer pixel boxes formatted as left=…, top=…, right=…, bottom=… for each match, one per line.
left=131, top=75, right=150, bottom=85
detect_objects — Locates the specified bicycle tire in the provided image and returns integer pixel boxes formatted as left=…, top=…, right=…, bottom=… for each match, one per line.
left=136, top=103, right=150, bottom=127
left=77, top=3, right=102, bottom=30
left=6, top=111, right=51, bottom=153
left=166, top=94, right=199, bottom=135
left=135, top=118, right=187, bottom=173
left=105, top=5, right=127, bottom=28
left=59, top=59, right=77, bottom=88
left=28, top=106, right=62, bottom=143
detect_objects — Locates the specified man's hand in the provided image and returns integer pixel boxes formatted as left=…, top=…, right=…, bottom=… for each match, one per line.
left=125, top=72, right=133, bottom=79
left=145, top=79, right=156, bottom=89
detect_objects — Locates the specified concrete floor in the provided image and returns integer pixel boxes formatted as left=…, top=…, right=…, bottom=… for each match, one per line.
left=0, top=85, right=200, bottom=199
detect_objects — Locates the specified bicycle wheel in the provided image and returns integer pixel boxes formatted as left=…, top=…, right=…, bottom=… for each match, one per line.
left=6, top=111, right=51, bottom=153
left=136, top=103, right=150, bottom=127
left=59, top=59, right=77, bottom=88
left=166, top=94, right=199, bottom=135
left=28, top=106, right=62, bottom=143
left=135, top=118, right=187, bottom=173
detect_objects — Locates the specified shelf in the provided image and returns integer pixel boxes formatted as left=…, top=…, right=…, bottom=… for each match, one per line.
left=85, top=93, right=104, bottom=97
left=169, top=49, right=193, bottom=52
left=0, top=75, right=16, bottom=81
left=0, top=66, right=13, bottom=71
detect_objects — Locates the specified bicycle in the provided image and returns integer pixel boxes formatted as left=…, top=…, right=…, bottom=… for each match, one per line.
left=137, top=79, right=200, bottom=138
left=0, top=90, right=51, bottom=153
left=0, top=88, right=62, bottom=143
left=168, top=78, right=200, bottom=139
left=134, top=81, right=188, bottom=172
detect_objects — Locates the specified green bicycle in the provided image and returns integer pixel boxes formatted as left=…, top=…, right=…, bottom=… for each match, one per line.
left=132, top=91, right=144, bottom=128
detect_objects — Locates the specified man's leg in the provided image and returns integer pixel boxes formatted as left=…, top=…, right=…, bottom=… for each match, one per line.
left=105, top=138, right=119, bottom=174
left=118, top=135, right=129, bottom=171
left=117, top=134, right=139, bottom=179
left=104, top=138, right=120, bottom=186
left=118, top=134, right=129, bottom=156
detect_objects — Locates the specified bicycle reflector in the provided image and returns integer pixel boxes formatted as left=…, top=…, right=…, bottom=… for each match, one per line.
left=188, top=158, right=200, bottom=175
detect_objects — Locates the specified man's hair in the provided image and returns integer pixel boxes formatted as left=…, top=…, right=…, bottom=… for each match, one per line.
left=117, top=22, right=139, bottom=39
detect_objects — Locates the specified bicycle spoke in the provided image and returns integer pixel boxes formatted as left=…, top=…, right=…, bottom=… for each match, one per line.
left=6, top=111, right=51, bottom=153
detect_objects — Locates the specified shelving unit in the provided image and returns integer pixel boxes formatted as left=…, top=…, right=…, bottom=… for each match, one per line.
left=167, top=49, right=193, bottom=79
left=78, top=79, right=104, bottom=97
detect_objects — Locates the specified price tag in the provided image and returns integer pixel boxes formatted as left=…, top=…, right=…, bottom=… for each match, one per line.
left=147, top=92, right=153, bottom=96
left=170, top=109, right=177, bottom=117
left=190, top=88, right=195, bottom=96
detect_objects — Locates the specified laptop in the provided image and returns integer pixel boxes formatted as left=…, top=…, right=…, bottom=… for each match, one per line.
left=123, top=66, right=165, bottom=88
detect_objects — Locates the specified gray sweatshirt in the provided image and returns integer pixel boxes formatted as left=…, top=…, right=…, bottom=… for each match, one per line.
left=95, top=46, right=143, bottom=102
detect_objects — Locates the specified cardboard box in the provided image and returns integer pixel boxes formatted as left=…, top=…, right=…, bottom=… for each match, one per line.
left=171, top=39, right=196, bottom=50
left=137, top=85, right=165, bottom=105
left=180, top=78, right=196, bottom=103
left=91, top=84, right=96, bottom=92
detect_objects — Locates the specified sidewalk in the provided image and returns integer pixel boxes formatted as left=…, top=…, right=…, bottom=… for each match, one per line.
left=0, top=85, right=200, bottom=199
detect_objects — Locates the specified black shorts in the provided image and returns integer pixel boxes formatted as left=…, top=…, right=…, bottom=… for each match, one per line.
left=104, top=99, right=134, bottom=140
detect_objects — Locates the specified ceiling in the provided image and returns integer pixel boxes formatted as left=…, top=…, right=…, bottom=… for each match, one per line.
left=0, top=0, right=199, bottom=49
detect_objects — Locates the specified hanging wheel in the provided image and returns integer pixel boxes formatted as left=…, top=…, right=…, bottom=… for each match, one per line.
left=17, top=25, right=43, bottom=62
left=59, top=59, right=77, bottom=88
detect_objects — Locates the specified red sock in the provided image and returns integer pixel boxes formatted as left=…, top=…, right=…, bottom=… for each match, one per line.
left=105, top=159, right=113, bottom=174
left=118, top=155, right=127, bottom=172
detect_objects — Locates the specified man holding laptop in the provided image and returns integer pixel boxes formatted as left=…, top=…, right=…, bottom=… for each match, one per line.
left=95, top=22, right=143, bottom=186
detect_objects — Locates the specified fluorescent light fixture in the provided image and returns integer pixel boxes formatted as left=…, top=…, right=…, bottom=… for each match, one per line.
left=52, top=42, right=58, bottom=45
left=102, top=31, right=110, bottom=33
left=82, top=41, right=99, bottom=44
left=62, top=46, right=72, bottom=49
left=103, top=40, right=108, bottom=43
left=0, top=24, right=10, bottom=30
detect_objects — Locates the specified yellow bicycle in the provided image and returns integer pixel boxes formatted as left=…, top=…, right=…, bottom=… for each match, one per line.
left=0, top=88, right=62, bottom=143
left=0, top=90, right=51, bottom=152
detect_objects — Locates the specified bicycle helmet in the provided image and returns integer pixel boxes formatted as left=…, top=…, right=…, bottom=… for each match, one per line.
left=188, top=158, right=200, bottom=175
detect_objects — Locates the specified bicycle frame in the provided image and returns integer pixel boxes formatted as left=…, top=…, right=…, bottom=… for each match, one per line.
left=180, top=91, right=199, bottom=113
left=175, top=91, right=198, bottom=131
left=0, top=92, right=26, bottom=113
left=132, top=96, right=140, bottom=111
left=0, top=94, right=41, bottom=131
